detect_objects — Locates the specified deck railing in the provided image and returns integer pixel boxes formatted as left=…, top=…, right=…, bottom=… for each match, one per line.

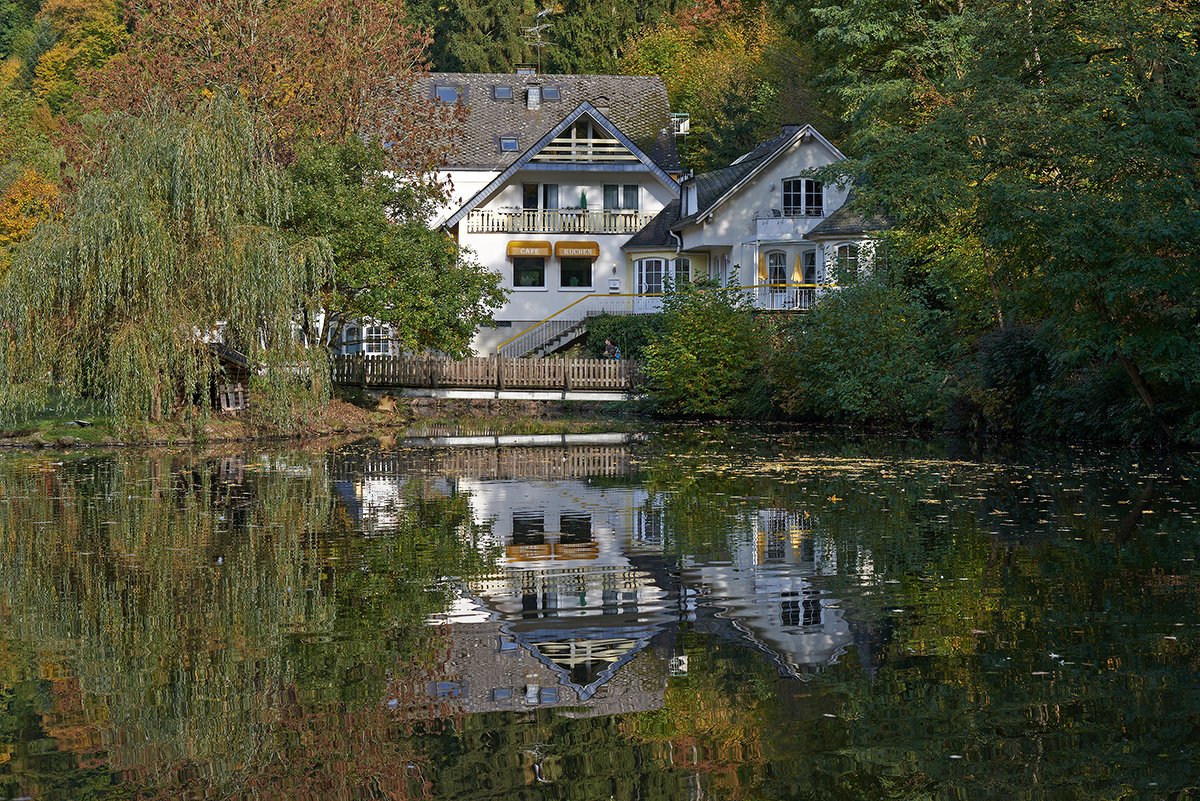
left=465, top=208, right=656, bottom=234
left=331, top=353, right=638, bottom=391
left=496, top=284, right=838, bottom=357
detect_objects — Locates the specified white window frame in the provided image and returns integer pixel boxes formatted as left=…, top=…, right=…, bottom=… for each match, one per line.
left=782, top=178, right=824, bottom=217
left=636, top=258, right=665, bottom=294
left=364, top=326, right=388, bottom=355
left=766, top=250, right=788, bottom=289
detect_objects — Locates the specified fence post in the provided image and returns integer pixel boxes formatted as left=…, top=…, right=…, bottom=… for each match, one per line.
left=564, top=360, right=572, bottom=392
left=356, top=353, right=365, bottom=389
left=496, top=356, right=505, bottom=390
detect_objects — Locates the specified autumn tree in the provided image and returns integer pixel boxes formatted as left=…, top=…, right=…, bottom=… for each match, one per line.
left=90, top=0, right=460, bottom=183
left=0, top=93, right=331, bottom=431
left=622, top=2, right=839, bottom=171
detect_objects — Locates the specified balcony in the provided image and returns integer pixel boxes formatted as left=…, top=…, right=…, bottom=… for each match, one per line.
left=465, top=208, right=657, bottom=235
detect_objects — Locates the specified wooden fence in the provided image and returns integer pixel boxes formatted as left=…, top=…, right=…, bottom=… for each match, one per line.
left=331, top=354, right=639, bottom=392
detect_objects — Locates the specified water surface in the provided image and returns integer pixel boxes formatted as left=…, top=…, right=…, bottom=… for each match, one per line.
left=0, top=427, right=1197, bottom=800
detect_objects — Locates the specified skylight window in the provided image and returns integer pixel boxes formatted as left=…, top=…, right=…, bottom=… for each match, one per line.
left=542, top=86, right=561, bottom=101
left=435, top=85, right=463, bottom=103
left=500, top=136, right=519, bottom=152
left=493, top=85, right=513, bottom=100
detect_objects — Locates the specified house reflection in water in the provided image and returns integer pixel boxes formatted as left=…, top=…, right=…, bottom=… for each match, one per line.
left=332, top=439, right=881, bottom=717
left=681, top=508, right=875, bottom=678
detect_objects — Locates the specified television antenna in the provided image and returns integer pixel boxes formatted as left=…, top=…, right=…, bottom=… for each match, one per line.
left=522, top=7, right=556, bottom=74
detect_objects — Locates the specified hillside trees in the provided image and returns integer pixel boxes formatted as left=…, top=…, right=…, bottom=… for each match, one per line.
left=0, top=94, right=332, bottom=431
left=800, top=0, right=1200, bottom=440
left=622, top=0, right=840, bottom=170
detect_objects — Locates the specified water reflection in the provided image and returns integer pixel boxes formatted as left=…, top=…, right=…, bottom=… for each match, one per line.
left=0, top=430, right=1198, bottom=800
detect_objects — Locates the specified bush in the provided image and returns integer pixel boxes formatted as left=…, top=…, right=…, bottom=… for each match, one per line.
left=776, top=275, right=943, bottom=424
left=585, top=313, right=666, bottom=360
left=641, top=283, right=772, bottom=416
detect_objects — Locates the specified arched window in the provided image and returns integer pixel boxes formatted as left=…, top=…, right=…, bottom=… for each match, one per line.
left=636, top=258, right=665, bottom=294
left=766, top=251, right=788, bottom=288
left=782, top=178, right=823, bottom=216
left=835, top=244, right=859, bottom=283
left=666, top=257, right=690, bottom=290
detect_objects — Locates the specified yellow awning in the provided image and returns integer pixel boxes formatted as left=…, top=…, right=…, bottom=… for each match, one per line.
left=507, top=240, right=552, bottom=257
left=555, top=241, right=600, bottom=258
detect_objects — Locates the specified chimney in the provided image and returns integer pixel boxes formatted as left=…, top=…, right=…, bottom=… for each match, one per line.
left=527, top=86, right=541, bottom=110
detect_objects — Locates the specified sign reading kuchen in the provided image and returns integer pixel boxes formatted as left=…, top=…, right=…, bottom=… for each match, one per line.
left=507, top=240, right=552, bottom=257
left=554, top=241, right=600, bottom=259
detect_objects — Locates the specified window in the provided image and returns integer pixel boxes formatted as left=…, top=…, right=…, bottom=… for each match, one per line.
left=637, top=258, right=664, bottom=294
left=522, top=183, right=558, bottom=210
left=802, top=251, right=817, bottom=284
left=365, top=326, right=387, bottom=354
left=665, top=257, right=689, bottom=290
left=603, top=184, right=620, bottom=210
left=513, top=511, right=545, bottom=543
left=835, top=243, right=859, bottom=282
left=767, top=251, right=787, bottom=288
left=435, top=84, right=463, bottom=103
left=342, top=326, right=358, bottom=353
left=560, top=257, right=592, bottom=288
left=513, top=257, right=546, bottom=288
left=542, top=86, right=561, bottom=101
left=622, top=185, right=638, bottom=210
left=493, top=85, right=513, bottom=100
left=559, top=513, right=592, bottom=543
left=499, top=136, right=519, bottom=152
left=782, top=178, right=823, bottom=216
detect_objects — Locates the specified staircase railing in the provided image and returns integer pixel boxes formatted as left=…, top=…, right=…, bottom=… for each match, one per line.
left=495, top=284, right=838, bottom=358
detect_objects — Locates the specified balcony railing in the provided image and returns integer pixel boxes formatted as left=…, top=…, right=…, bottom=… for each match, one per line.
left=465, top=208, right=657, bottom=234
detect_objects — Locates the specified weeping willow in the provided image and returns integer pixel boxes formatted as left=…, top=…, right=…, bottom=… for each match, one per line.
left=0, top=92, right=332, bottom=433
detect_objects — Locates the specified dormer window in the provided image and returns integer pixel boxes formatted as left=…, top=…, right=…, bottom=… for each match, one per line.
left=493, top=85, right=513, bottom=100
left=435, top=84, right=464, bottom=103
left=542, top=86, right=561, bottom=101
left=499, top=136, right=519, bottom=152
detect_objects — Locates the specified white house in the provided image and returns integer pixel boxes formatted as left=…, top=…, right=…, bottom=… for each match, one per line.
left=411, top=73, right=684, bottom=356
left=343, top=73, right=887, bottom=358
left=623, top=124, right=888, bottom=313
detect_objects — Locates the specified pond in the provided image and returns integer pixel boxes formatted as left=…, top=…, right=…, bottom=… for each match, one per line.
left=0, top=426, right=1197, bottom=800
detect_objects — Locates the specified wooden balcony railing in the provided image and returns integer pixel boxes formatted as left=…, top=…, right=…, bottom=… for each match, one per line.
left=465, top=208, right=656, bottom=234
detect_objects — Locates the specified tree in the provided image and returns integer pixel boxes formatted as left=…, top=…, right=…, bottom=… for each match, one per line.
left=806, top=0, right=1200, bottom=440
left=0, top=93, right=331, bottom=431
left=89, top=0, right=460, bottom=184
left=285, top=137, right=505, bottom=357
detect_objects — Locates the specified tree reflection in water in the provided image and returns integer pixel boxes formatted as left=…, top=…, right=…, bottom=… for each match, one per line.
left=0, top=429, right=1197, bottom=800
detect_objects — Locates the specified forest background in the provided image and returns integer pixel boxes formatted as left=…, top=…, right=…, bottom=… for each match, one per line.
left=1, top=0, right=1197, bottom=445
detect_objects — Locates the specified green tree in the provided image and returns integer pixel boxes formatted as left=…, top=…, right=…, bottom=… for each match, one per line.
left=285, top=137, right=505, bottom=356
left=807, top=0, right=1200, bottom=441
left=0, top=93, right=332, bottom=432
left=643, top=282, right=772, bottom=416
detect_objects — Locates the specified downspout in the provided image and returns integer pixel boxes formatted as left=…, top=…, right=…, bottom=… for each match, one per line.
left=669, top=230, right=682, bottom=256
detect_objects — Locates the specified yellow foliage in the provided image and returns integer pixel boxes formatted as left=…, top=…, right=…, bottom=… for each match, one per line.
left=0, top=168, right=60, bottom=268
left=32, top=42, right=78, bottom=103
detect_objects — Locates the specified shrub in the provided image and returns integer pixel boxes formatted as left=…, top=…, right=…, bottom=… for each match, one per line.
left=641, top=283, right=772, bottom=416
left=777, top=275, right=943, bottom=424
left=585, top=313, right=666, bottom=360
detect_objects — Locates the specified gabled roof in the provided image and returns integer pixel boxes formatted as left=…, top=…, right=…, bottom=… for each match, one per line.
left=443, top=103, right=681, bottom=230
left=622, top=200, right=680, bottom=250
left=415, top=73, right=679, bottom=172
left=673, top=124, right=846, bottom=229
left=804, top=189, right=892, bottom=239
